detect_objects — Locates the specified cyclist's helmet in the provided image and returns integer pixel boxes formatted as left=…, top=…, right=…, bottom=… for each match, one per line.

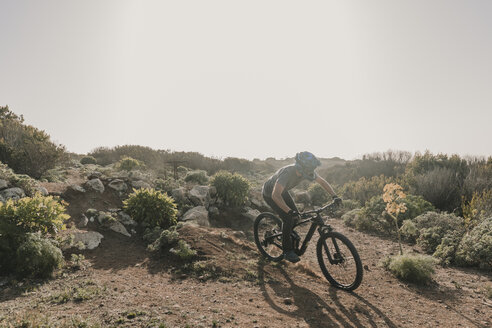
left=295, top=151, right=321, bottom=180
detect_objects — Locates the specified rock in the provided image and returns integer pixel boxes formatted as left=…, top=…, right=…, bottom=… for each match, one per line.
left=118, top=212, right=137, bottom=226
left=108, top=221, right=131, bottom=237
left=188, top=185, right=212, bottom=207
left=87, top=172, right=102, bottom=180
left=181, top=206, right=210, bottom=227
left=242, top=207, right=261, bottom=222
left=0, top=187, right=25, bottom=201
left=85, top=178, right=104, bottom=193
left=129, top=171, right=148, bottom=181
left=294, top=191, right=311, bottom=205
left=86, top=208, right=98, bottom=220
left=208, top=206, right=220, bottom=217
left=35, top=186, right=49, bottom=196
left=78, top=214, right=89, bottom=228
left=0, top=179, right=9, bottom=190
left=69, top=184, right=86, bottom=193
left=131, top=180, right=151, bottom=189
left=108, top=179, right=128, bottom=193
left=73, top=231, right=104, bottom=250
left=97, top=211, right=115, bottom=225
left=171, top=187, right=187, bottom=203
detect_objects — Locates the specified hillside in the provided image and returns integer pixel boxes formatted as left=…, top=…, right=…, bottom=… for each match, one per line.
left=0, top=165, right=491, bottom=328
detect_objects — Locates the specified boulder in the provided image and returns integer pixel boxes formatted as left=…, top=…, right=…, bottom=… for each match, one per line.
left=69, top=184, right=86, bottom=193
left=85, top=178, right=104, bottom=193
left=87, top=172, right=102, bottom=180
left=171, top=187, right=188, bottom=204
left=131, top=180, right=151, bottom=190
left=1, top=187, right=25, bottom=201
left=242, top=207, right=261, bottom=222
left=118, top=212, right=137, bottom=226
left=0, top=179, right=8, bottom=190
left=35, top=186, right=49, bottom=196
left=181, top=206, right=210, bottom=227
left=188, top=185, right=212, bottom=207
left=108, top=221, right=131, bottom=237
left=108, top=179, right=128, bottom=193
left=77, top=214, right=89, bottom=228
left=85, top=208, right=98, bottom=221
left=73, top=231, right=104, bottom=250
left=208, top=206, right=220, bottom=217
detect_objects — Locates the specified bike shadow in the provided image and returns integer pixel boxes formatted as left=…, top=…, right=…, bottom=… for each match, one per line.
left=257, top=260, right=397, bottom=328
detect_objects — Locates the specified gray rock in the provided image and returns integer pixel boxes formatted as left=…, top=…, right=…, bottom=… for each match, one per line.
left=70, top=184, right=86, bottom=193
left=188, top=185, right=212, bottom=207
left=73, top=231, right=104, bottom=250
left=108, top=179, right=128, bottom=193
left=1, top=187, right=25, bottom=201
left=85, top=208, right=98, bottom=220
left=97, top=211, right=114, bottom=225
left=242, top=207, right=261, bottom=222
left=118, top=212, right=137, bottom=226
left=78, top=214, right=89, bottom=228
left=0, top=179, right=9, bottom=190
left=85, top=178, right=104, bottom=193
left=87, top=172, right=102, bottom=180
left=108, top=221, right=131, bottom=237
left=181, top=206, right=210, bottom=227
left=131, top=180, right=151, bottom=189
left=208, top=206, right=220, bottom=217
left=35, top=186, right=49, bottom=196
left=171, top=187, right=187, bottom=203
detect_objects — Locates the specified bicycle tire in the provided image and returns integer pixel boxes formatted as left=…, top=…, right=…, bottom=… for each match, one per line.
left=254, top=213, right=284, bottom=262
left=316, top=231, right=363, bottom=291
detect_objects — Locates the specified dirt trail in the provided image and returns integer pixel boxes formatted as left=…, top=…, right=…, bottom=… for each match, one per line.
left=1, top=219, right=491, bottom=327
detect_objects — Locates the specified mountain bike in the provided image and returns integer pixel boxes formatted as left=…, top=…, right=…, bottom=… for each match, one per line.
left=253, top=202, right=363, bottom=291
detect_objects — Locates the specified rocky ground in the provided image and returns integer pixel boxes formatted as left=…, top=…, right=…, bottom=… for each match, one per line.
left=1, top=217, right=491, bottom=328
left=0, top=167, right=491, bottom=327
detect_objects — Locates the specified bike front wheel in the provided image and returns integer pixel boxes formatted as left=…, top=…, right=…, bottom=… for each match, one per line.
left=316, top=231, right=363, bottom=291
left=254, top=213, right=284, bottom=262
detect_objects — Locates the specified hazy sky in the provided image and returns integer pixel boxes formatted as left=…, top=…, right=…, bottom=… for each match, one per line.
left=1, top=1, right=491, bottom=160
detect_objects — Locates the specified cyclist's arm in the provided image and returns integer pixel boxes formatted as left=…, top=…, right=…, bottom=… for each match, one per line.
left=272, top=182, right=292, bottom=214
left=315, top=174, right=337, bottom=197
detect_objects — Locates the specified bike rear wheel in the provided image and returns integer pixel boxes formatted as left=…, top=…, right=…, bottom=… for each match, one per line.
left=316, top=231, right=363, bottom=291
left=254, top=213, right=284, bottom=262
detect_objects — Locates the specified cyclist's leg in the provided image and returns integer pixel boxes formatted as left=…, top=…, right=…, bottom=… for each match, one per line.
left=263, top=194, right=294, bottom=252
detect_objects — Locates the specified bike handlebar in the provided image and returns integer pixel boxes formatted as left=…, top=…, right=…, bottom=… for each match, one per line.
left=300, top=201, right=338, bottom=218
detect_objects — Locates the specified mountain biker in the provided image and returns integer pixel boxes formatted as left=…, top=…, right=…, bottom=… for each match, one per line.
left=262, top=151, right=341, bottom=263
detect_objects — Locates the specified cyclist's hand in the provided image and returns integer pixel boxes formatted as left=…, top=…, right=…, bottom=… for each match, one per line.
left=332, top=195, right=343, bottom=207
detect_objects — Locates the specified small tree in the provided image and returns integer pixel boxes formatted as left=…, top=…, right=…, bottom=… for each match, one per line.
left=383, top=183, right=407, bottom=255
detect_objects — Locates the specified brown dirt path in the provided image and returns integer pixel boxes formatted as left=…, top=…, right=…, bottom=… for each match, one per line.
left=1, top=220, right=491, bottom=327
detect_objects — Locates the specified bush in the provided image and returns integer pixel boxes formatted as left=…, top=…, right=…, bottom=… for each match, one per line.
left=123, top=188, right=178, bottom=229
left=117, top=156, right=145, bottom=171
left=184, top=170, right=209, bottom=185
left=433, top=231, right=464, bottom=266
left=80, top=156, right=97, bottom=165
left=412, top=212, right=465, bottom=254
left=147, top=228, right=180, bottom=252
left=210, top=171, right=250, bottom=207
left=462, top=190, right=492, bottom=229
left=383, top=254, right=436, bottom=284
left=15, top=233, right=64, bottom=278
left=308, top=184, right=330, bottom=206
left=0, top=106, right=67, bottom=179
left=455, top=217, right=492, bottom=270
left=0, top=162, right=40, bottom=196
left=340, top=175, right=394, bottom=206
left=170, top=240, right=197, bottom=262
left=400, top=220, right=419, bottom=243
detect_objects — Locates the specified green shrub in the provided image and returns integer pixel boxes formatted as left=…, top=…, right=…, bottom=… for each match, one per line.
left=0, top=162, right=40, bottom=196
left=400, top=220, right=419, bottom=243
left=340, top=175, right=394, bottom=206
left=184, top=170, right=209, bottom=185
left=383, top=254, right=436, bottom=284
left=80, top=156, right=97, bottom=165
left=455, top=217, right=492, bottom=270
left=462, top=190, right=492, bottom=229
left=15, top=233, right=64, bottom=278
left=342, top=208, right=385, bottom=233
left=210, top=171, right=250, bottom=207
left=308, top=184, right=330, bottom=206
left=147, top=228, right=180, bottom=252
left=342, top=209, right=363, bottom=227
left=411, top=212, right=465, bottom=254
left=0, top=106, right=67, bottom=179
left=154, top=178, right=180, bottom=193
left=170, top=240, right=197, bottom=262
left=117, top=156, right=145, bottom=171
left=123, top=188, right=177, bottom=229
left=433, top=231, right=464, bottom=266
